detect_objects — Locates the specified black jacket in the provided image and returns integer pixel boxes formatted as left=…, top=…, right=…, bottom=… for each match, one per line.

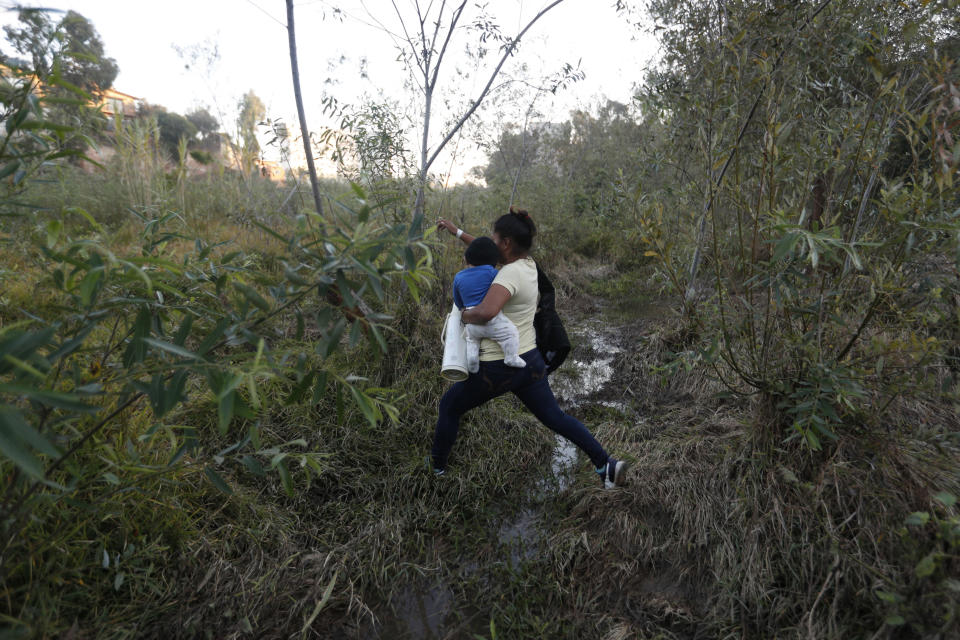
left=534, top=263, right=571, bottom=374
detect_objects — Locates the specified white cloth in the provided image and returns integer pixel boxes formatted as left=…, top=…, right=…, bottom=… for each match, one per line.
left=464, top=310, right=525, bottom=373
left=441, top=304, right=469, bottom=381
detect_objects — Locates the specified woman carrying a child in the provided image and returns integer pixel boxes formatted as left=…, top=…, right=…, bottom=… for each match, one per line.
left=432, top=207, right=629, bottom=488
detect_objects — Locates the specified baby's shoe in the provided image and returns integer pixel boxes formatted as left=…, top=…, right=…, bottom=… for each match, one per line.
left=503, top=355, right=526, bottom=368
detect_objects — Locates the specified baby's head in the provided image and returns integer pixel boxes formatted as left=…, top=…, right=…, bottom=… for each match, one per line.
left=464, top=236, right=500, bottom=267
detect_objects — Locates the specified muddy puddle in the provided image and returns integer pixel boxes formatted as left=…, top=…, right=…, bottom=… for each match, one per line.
left=376, top=316, right=631, bottom=638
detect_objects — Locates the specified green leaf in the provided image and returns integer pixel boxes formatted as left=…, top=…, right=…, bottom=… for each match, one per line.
left=0, top=385, right=98, bottom=413
left=196, top=318, right=230, bottom=357
left=47, top=71, right=90, bottom=99
left=204, top=466, right=234, bottom=495
left=218, top=389, right=235, bottom=435
left=915, top=553, right=938, bottom=578
left=368, top=323, right=388, bottom=354
left=933, top=491, right=956, bottom=507
left=905, top=512, right=930, bottom=526
left=293, top=310, right=304, bottom=341
left=408, top=211, right=423, bottom=240
left=349, top=181, right=366, bottom=201
left=18, top=119, right=77, bottom=134
left=142, top=338, right=201, bottom=361
left=402, top=272, right=420, bottom=303
left=885, top=615, right=905, bottom=626
left=875, top=590, right=902, bottom=604
left=322, top=319, right=347, bottom=358
left=276, top=459, right=294, bottom=497
left=771, top=232, right=800, bottom=263
left=235, top=282, right=271, bottom=312
left=65, top=206, right=104, bottom=233
left=348, top=386, right=379, bottom=426
left=0, top=407, right=53, bottom=478
left=241, top=455, right=265, bottom=476
left=252, top=220, right=290, bottom=244
left=233, top=393, right=256, bottom=419
left=78, top=268, right=104, bottom=307
left=312, top=371, right=328, bottom=404
left=123, top=308, right=152, bottom=367
left=284, top=265, right=310, bottom=286
left=286, top=370, right=315, bottom=406
left=172, top=314, right=194, bottom=346
left=349, top=319, right=363, bottom=348
left=335, top=271, right=358, bottom=308
left=45, top=219, right=62, bottom=248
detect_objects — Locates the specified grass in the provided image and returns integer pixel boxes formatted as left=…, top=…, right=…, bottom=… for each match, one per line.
left=1, top=162, right=958, bottom=639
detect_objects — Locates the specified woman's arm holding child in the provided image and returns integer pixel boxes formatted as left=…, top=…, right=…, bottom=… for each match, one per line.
left=462, top=284, right=511, bottom=324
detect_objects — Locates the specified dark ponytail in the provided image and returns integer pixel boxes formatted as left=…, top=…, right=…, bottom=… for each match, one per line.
left=493, top=206, right=536, bottom=252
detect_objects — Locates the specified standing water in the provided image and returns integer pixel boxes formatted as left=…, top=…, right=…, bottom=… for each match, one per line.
left=543, top=319, right=625, bottom=491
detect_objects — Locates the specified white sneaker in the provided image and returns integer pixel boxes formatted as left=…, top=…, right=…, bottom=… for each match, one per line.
left=598, top=457, right=629, bottom=489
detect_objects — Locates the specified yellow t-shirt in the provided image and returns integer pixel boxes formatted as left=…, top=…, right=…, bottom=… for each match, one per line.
left=480, top=257, right=539, bottom=361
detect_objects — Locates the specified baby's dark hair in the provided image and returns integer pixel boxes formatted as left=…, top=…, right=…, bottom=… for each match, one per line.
left=493, top=205, right=536, bottom=252
left=464, top=236, right=500, bottom=267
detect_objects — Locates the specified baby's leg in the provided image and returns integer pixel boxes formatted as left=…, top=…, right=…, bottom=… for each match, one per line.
left=488, top=313, right=525, bottom=368
left=464, top=335, right=480, bottom=374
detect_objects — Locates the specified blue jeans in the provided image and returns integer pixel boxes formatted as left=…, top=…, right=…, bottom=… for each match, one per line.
left=431, top=348, right=609, bottom=470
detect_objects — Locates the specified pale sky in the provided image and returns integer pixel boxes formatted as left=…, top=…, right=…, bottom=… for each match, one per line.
left=0, top=0, right=660, bottom=179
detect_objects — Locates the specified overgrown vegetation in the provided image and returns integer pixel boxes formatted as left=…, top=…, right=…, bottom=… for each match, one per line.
left=1, top=1, right=959, bottom=638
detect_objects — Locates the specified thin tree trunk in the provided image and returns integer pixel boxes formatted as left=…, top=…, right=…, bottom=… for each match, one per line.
left=684, top=0, right=834, bottom=306
left=509, top=90, right=543, bottom=209
left=406, top=0, right=566, bottom=219
left=415, top=88, right=432, bottom=217
left=286, top=0, right=324, bottom=217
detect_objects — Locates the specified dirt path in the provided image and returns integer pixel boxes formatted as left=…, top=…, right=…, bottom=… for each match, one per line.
left=377, top=298, right=663, bottom=638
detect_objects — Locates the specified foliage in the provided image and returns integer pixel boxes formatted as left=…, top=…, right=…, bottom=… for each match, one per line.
left=2, top=9, right=117, bottom=155
left=0, top=49, right=435, bottom=636
left=0, top=57, right=95, bottom=205
left=237, top=89, right=265, bottom=158
left=186, top=106, right=219, bottom=143
left=479, top=99, right=653, bottom=261
left=632, top=0, right=960, bottom=449
left=2, top=8, right=118, bottom=93
left=134, top=104, right=198, bottom=160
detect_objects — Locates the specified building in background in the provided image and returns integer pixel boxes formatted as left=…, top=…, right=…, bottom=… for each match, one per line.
left=95, top=88, right=141, bottom=119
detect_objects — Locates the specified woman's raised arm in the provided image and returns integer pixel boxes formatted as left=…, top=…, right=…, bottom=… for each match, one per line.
left=437, top=218, right=475, bottom=246
left=462, top=284, right=511, bottom=324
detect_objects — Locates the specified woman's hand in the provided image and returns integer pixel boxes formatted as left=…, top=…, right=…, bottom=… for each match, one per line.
left=437, top=218, right=458, bottom=235
left=437, top=218, right=475, bottom=245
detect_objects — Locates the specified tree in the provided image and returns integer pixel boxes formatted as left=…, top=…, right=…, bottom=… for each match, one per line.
left=3, top=9, right=118, bottom=94
left=236, top=90, right=265, bottom=176
left=157, top=110, right=198, bottom=159
left=137, top=103, right=198, bottom=160
left=363, top=0, right=567, bottom=220
left=187, top=106, right=221, bottom=151
left=286, top=0, right=324, bottom=216
left=237, top=90, right=265, bottom=155
left=2, top=9, right=119, bottom=155
left=633, top=0, right=960, bottom=450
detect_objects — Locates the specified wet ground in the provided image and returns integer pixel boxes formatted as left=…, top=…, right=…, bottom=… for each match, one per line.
left=377, top=307, right=644, bottom=638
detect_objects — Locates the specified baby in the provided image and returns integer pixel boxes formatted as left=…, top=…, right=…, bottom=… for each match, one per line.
left=453, top=237, right=526, bottom=373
